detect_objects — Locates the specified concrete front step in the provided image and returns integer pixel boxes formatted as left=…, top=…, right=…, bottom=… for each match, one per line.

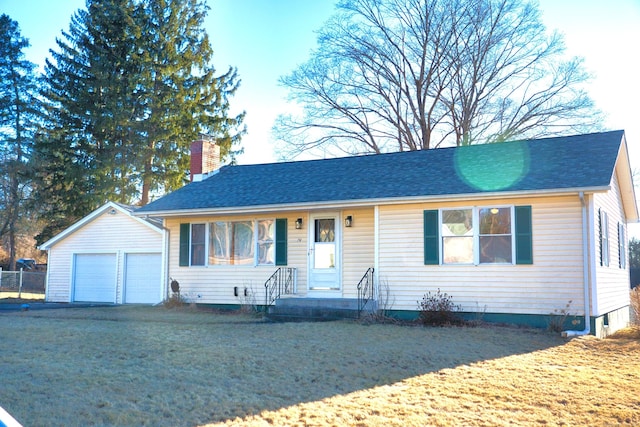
left=265, top=298, right=377, bottom=322
left=275, top=297, right=359, bottom=309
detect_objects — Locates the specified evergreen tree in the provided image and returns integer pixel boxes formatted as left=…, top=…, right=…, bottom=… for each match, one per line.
left=0, top=14, right=42, bottom=268
left=135, top=0, right=244, bottom=204
left=35, top=0, right=244, bottom=242
left=33, top=1, right=139, bottom=244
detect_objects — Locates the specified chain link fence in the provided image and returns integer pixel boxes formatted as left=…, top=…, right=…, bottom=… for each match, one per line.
left=0, top=269, right=46, bottom=300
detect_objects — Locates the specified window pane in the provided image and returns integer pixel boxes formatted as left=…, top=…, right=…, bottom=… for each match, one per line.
left=314, top=243, right=336, bottom=268
left=442, top=209, right=472, bottom=236
left=480, top=236, right=512, bottom=263
left=210, top=222, right=230, bottom=265
left=232, top=221, right=254, bottom=265
left=191, top=224, right=206, bottom=266
left=601, top=211, right=609, bottom=266
left=443, top=236, right=473, bottom=264
left=257, top=220, right=274, bottom=265
left=480, top=208, right=511, bottom=235
left=315, top=219, right=335, bottom=242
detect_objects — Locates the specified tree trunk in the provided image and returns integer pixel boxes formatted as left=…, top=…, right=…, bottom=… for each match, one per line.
left=140, top=157, right=152, bottom=206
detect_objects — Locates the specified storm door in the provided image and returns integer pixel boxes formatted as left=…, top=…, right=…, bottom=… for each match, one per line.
left=308, top=215, right=341, bottom=291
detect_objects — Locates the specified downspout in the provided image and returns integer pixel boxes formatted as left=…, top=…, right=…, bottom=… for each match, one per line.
left=162, top=225, right=170, bottom=303
left=152, top=217, right=170, bottom=305
left=563, top=191, right=591, bottom=337
left=373, top=205, right=380, bottom=302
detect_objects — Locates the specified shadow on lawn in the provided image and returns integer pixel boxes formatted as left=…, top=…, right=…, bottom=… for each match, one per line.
left=192, top=321, right=565, bottom=425
left=0, top=307, right=567, bottom=427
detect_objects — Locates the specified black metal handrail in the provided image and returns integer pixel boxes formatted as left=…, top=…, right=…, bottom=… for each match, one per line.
left=357, top=267, right=375, bottom=317
left=264, top=267, right=295, bottom=307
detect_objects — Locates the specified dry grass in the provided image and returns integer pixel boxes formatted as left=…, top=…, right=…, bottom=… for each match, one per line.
left=630, top=287, right=640, bottom=325
left=0, top=306, right=638, bottom=427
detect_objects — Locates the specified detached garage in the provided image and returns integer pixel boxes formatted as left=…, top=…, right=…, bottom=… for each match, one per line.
left=40, top=202, right=165, bottom=304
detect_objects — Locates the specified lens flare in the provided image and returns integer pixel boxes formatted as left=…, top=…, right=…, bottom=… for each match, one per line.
left=454, top=142, right=530, bottom=191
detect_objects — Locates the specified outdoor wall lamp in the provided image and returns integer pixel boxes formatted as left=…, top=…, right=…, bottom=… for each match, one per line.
left=295, top=218, right=303, bottom=229
left=345, top=215, right=353, bottom=227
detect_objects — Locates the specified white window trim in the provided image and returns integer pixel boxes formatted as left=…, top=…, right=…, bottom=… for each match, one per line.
left=440, top=206, right=515, bottom=266
left=205, top=218, right=276, bottom=267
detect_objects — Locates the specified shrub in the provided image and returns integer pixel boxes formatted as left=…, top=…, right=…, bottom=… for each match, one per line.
left=359, top=278, right=398, bottom=324
left=631, top=287, right=640, bottom=326
left=548, top=300, right=575, bottom=333
left=163, top=292, right=187, bottom=309
left=417, top=288, right=463, bottom=326
left=236, top=284, right=261, bottom=315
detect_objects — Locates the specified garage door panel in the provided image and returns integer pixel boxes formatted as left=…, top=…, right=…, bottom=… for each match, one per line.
left=124, top=253, right=161, bottom=304
left=74, top=253, right=116, bottom=303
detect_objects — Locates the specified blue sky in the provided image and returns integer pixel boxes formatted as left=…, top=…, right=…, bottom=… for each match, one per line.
left=2, top=0, right=639, bottom=235
left=2, top=0, right=639, bottom=163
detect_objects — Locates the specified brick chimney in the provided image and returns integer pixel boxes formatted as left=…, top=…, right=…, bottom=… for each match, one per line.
left=190, top=138, right=220, bottom=182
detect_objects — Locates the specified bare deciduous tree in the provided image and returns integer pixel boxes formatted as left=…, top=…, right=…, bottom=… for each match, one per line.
left=275, top=0, right=600, bottom=158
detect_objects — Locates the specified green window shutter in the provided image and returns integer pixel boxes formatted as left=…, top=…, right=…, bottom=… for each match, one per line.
left=515, top=206, right=533, bottom=265
left=275, top=218, right=288, bottom=266
left=179, top=223, right=190, bottom=267
left=423, top=210, right=439, bottom=265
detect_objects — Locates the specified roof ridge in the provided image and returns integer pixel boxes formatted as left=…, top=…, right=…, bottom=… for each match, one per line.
left=226, top=130, right=625, bottom=170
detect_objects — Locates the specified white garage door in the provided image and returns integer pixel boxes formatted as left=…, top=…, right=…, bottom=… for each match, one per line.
left=73, top=253, right=117, bottom=303
left=124, top=253, right=162, bottom=304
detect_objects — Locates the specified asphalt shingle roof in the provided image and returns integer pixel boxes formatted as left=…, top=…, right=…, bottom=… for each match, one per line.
left=137, top=130, right=624, bottom=214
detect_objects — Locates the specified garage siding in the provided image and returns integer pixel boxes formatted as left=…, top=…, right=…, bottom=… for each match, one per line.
left=45, top=206, right=163, bottom=303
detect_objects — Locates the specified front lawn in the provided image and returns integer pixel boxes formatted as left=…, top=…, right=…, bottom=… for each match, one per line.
left=0, top=306, right=638, bottom=426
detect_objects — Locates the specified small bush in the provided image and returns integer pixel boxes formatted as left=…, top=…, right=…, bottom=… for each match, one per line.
left=163, top=292, right=187, bottom=309
left=631, top=287, right=640, bottom=326
left=359, top=278, right=398, bottom=324
left=236, top=284, right=261, bottom=315
left=548, top=300, right=575, bottom=333
left=417, top=288, right=462, bottom=326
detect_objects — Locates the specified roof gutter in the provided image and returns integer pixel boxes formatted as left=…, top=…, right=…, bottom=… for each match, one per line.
left=563, top=191, right=591, bottom=337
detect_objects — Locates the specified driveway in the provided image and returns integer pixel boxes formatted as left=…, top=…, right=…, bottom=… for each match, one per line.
left=0, top=302, right=114, bottom=311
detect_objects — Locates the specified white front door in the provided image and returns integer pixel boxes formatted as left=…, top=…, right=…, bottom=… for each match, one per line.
left=308, top=214, right=341, bottom=292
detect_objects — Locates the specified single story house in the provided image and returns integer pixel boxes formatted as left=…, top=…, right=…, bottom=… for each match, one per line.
left=40, top=201, right=165, bottom=304
left=136, top=131, right=637, bottom=337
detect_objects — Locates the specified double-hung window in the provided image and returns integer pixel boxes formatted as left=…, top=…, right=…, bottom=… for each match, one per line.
left=190, top=224, right=206, bottom=266
left=425, top=205, right=532, bottom=265
left=257, top=219, right=275, bottom=265
left=599, top=209, right=609, bottom=267
left=479, top=207, right=513, bottom=263
left=442, top=209, right=474, bottom=264
left=618, top=222, right=626, bottom=269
